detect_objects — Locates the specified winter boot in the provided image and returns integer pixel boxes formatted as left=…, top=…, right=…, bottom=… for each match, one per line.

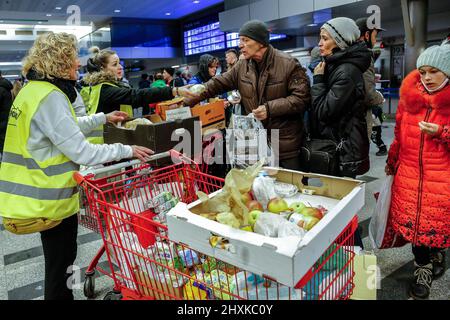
left=409, top=262, right=433, bottom=300
left=376, top=145, right=387, bottom=156
left=430, top=249, right=446, bottom=279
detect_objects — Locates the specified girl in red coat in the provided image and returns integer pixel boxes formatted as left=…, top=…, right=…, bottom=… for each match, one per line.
left=386, top=42, right=450, bottom=300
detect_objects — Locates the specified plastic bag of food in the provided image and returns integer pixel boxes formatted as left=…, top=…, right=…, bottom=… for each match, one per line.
left=274, top=181, right=298, bottom=198
left=190, top=84, right=206, bottom=95
left=216, top=212, right=241, bottom=229
left=278, top=220, right=306, bottom=238
left=194, top=160, right=264, bottom=227
left=253, top=212, right=286, bottom=237
left=123, top=117, right=153, bottom=130
left=252, top=176, right=277, bottom=210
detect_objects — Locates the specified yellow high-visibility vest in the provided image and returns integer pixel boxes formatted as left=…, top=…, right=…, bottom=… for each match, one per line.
left=0, top=81, right=79, bottom=221
left=80, top=82, right=133, bottom=144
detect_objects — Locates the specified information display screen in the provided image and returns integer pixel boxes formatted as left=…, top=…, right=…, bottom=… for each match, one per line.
left=184, top=21, right=226, bottom=56
left=184, top=21, right=288, bottom=56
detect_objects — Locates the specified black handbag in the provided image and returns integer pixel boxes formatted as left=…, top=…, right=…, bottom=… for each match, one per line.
left=299, top=137, right=340, bottom=175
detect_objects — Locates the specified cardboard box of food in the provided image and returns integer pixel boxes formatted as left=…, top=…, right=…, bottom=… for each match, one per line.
left=156, top=98, right=185, bottom=121
left=191, top=99, right=226, bottom=133
left=167, top=168, right=365, bottom=287
left=103, top=114, right=201, bottom=165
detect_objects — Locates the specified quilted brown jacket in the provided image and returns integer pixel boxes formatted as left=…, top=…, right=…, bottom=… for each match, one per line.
left=200, top=45, right=311, bottom=160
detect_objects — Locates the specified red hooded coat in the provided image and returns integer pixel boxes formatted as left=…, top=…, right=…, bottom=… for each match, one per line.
left=387, top=70, right=450, bottom=248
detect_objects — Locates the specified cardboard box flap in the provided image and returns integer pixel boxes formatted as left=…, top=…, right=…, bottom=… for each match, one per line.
left=264, top=167, right=363, bottom=200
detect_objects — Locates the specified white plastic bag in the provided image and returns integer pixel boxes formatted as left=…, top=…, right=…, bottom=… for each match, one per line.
left=252, top=176, right=277, bottom=210
left=369, top=176, right=394, bottom=249
left=253, top=212, right=286, bottom=237
left=278, top=220, right=306, bottom=238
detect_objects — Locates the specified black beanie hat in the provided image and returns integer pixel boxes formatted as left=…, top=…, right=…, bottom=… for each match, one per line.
left=239, top=20, right=270, bottom=47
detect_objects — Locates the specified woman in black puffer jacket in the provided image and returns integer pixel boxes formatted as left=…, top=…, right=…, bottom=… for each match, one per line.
left=311, top=17, right=372, bottom=178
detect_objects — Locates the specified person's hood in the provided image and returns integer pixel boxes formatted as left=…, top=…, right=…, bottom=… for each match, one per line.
left=325, top=41, right=372, bottom=73
left=400, top=69, right=450, bottom=114
left=196, top=54, right=216, bottom=83
left=0, top=78, right=13, bottom=91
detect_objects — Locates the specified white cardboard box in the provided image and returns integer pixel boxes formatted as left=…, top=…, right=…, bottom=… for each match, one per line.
left=167, top=168, right=365, bottom=287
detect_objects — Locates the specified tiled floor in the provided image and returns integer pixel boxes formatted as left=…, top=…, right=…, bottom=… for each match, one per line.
left=0, top=122, right=449, bottom=300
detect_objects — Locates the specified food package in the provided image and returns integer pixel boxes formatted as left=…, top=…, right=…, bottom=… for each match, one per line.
left=216, top=212, right=241, bottom=229
left=253, top=212, right=286, bottom=238
left=274, top=181, right=298, bottom=198
left=201, top=257, right=237, bottom=275
left=123, top=117, right=153, bottom=130
left=252, top=176, right=277, bottom=210
left=183, top=276, right=214, bottom=300
left=190, top=84, right=206, bottom=95
left=230, top=272, right=303, bottom=300
left=134, top=266, right=185, bottom=300
left=201, top=269, right=235, bottom=300
left=195, top=160, right=265, bottom=227
left=278, top=220, right=306, bottom=238
left=177, top=249, right=200, bottom=268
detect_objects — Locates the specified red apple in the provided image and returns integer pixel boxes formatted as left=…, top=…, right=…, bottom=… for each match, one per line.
left=247, top=200, right=263, bottom=212
left=267, top=197, right=289, bottom=214
left=240, top=192, right=253, bottom=205
left=300, top=207, right=323, bottom=220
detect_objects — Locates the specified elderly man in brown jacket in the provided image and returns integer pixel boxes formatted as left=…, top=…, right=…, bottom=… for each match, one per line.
left=187, top=20, right=311, bottom=170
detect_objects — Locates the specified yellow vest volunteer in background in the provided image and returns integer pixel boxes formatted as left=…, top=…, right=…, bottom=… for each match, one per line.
left=81, top=46, right=192, bottom=120
left=0, top=32, right=154, bottom=300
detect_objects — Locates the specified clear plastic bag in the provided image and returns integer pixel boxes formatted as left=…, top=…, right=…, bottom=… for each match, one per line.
left=368, top=176, right=394, bottom=249
left=278, top=220, right=306, bottom=238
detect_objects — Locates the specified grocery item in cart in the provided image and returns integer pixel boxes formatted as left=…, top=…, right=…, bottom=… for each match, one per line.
left=122, top=117, right=153, bottom=130
left=252, top=175, right=277, bottom=210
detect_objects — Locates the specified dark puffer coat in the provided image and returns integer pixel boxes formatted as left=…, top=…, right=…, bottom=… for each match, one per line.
left=310, top=42, right=372, bottom=177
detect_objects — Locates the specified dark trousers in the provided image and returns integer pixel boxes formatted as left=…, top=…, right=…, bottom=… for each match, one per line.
left=40, top=214, right=78, bottom=300
left=371, top=126, right=386, bottom=149
left=412, top=246, right=443, bottom=266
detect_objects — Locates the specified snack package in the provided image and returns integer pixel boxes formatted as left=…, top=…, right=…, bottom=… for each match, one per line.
left=202, top=269, right=235, bottom=300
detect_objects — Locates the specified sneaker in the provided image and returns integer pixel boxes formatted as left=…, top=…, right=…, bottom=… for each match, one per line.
left=376, top=146, right=387, bottom=156
left=409, top=263, right=433, bottom=300
left=431, top=250, right=446, bottom=279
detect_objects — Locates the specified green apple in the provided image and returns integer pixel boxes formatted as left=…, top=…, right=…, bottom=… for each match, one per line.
left=300, top=207, right=323, bottom=220
left=267, top=197, right=289, bottom=214
left=248, top=210, right=263, bottom=227
left=289, top=202, right=306, bottom=213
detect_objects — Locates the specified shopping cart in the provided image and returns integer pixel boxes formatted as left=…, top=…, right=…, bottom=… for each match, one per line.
left=75, top=151, right=357, bottom=300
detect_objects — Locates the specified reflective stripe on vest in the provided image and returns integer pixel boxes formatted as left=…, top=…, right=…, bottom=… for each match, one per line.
left=80, top=82, right=133, bottom=144
left=0, top=81, right=80, bottom=221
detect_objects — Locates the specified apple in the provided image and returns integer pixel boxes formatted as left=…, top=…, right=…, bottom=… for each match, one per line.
left=267, top=197, right=289, bottom=214
left=248, top=210, right=262, bottom=227
left=247, top=200, right=263, bottom=212
left=240, top=192, right=253, bottom=205
left=303, top=215, right=320, bottom=231
left=300, top=207, right=323, bottom=220
left=289, top=202, right=306, bottom=213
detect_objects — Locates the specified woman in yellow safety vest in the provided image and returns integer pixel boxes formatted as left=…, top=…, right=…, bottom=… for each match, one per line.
left=81, top=46, right=195, bottom=143
left=0, top=32, right=155, bottom=300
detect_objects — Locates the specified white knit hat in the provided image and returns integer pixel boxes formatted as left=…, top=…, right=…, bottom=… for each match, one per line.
left=321, top=17, right=361, bottom=50
left=416, top=43, right=450, bottom=77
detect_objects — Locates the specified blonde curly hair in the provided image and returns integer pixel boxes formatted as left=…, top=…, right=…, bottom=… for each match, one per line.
left=83, top=46, right=118, bottom=86
left=22, top=32, right=78, bottom=80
